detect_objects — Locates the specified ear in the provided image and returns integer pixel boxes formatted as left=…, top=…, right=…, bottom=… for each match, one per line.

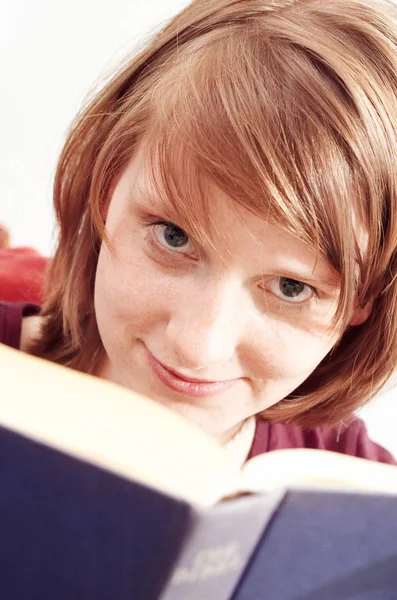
left=348, top=298, right=375, bottom=326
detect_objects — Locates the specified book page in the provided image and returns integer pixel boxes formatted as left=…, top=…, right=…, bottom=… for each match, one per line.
left=1, top=344, right=240, bottom=507
left=240, top=448, right=397, bottom=495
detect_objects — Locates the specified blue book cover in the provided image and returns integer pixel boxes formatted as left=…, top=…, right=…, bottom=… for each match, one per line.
left=231, top=489, right=397, bottom=600
left=3, top=424, right=397, bottom=600
left=3, top=344, right=397, bottom=600
left=0, top=425, right=281, bottom=600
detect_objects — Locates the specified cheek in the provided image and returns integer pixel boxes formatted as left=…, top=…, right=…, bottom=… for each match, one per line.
left=252, top=319, right=337, bottom=384
left=94, top=241, right=171, bottom=343
left=284, top=333, right=334, bottom=375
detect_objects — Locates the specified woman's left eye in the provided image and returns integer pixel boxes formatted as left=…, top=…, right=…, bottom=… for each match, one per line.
left=152, top=221, right=194, bottom=254
left=267, top=277, right=316, bottom=303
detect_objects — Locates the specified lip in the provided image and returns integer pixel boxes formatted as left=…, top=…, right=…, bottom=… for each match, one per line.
left=146, top=349, right=241, bottom=398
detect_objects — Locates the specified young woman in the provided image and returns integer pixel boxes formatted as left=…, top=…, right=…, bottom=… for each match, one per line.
left=3, top=0, right=397, bottom=466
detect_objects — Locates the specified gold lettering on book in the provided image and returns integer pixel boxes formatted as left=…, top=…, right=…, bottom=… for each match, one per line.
left=171, top=542, right=242, bottom=583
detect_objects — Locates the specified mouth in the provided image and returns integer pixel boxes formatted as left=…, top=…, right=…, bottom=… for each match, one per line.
left=145, top=349, right=241, bottom=398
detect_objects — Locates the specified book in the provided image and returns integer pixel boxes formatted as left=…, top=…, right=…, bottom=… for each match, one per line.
left=2, top=342, right=397, bottom=600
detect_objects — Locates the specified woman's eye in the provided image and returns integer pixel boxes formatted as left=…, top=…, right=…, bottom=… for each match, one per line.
left=267, top=277, right=315, bottom=303
left=152, top=221, right=194, bottom=254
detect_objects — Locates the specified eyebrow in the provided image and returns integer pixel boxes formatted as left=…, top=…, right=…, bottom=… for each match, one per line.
left=133, top=187, right=178, bottom=220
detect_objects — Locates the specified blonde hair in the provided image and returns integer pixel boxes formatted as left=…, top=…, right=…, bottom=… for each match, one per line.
left=32, top=0, right=397, bottom=427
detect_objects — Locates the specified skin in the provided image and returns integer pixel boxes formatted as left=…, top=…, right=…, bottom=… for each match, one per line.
left=89, top=147, right=371, bottom=444
left=20, top=147, right=371, bottom=444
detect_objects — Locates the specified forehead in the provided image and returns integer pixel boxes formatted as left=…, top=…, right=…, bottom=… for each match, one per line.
left=123, top=144, right=277, bottom=244
left=118, top=145, right=339, bottom=286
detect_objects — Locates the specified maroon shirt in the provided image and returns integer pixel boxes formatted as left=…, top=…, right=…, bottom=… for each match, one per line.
left=1, top=301, right=396, bottom=465
left=248, top=417, right=396, bottom=464
left=0, top=301, right=40, bottom=349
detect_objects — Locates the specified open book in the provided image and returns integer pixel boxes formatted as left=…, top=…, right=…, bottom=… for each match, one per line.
left=2, top=342, right=397, bottom=600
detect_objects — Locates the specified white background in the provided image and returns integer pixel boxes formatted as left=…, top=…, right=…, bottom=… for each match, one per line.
left=1, top=0, right=190, bottom=254
left=1, top=0, right=396, bottom=456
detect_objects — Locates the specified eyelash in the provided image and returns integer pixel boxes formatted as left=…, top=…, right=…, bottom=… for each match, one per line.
left=147, top=219, right=196, bottom=257
left=144, top=218, right=320, bottom=309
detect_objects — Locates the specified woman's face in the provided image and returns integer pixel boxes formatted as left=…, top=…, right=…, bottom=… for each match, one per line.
left=94, top=148, right=359, bottom=443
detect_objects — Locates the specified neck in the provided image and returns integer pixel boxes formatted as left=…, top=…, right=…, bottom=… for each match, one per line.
left=216, top=421, right=246, bottom=445
left=220, top=417, right=257, bottom=468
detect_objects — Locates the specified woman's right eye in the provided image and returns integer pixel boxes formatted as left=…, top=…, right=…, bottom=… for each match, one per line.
left=152, top=221, right=195, bottom=254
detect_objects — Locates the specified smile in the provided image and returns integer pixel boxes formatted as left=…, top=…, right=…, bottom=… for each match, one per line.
left=146, top=349, right=241, bottom=398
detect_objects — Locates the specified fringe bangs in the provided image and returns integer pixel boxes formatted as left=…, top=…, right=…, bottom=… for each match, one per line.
left=30, top=0, right=397, bottom=425
left=142, top=27, right=365, bottom=328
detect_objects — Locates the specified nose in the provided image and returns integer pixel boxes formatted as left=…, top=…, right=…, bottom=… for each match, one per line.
left=165, top=276, right=247, bottom=371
